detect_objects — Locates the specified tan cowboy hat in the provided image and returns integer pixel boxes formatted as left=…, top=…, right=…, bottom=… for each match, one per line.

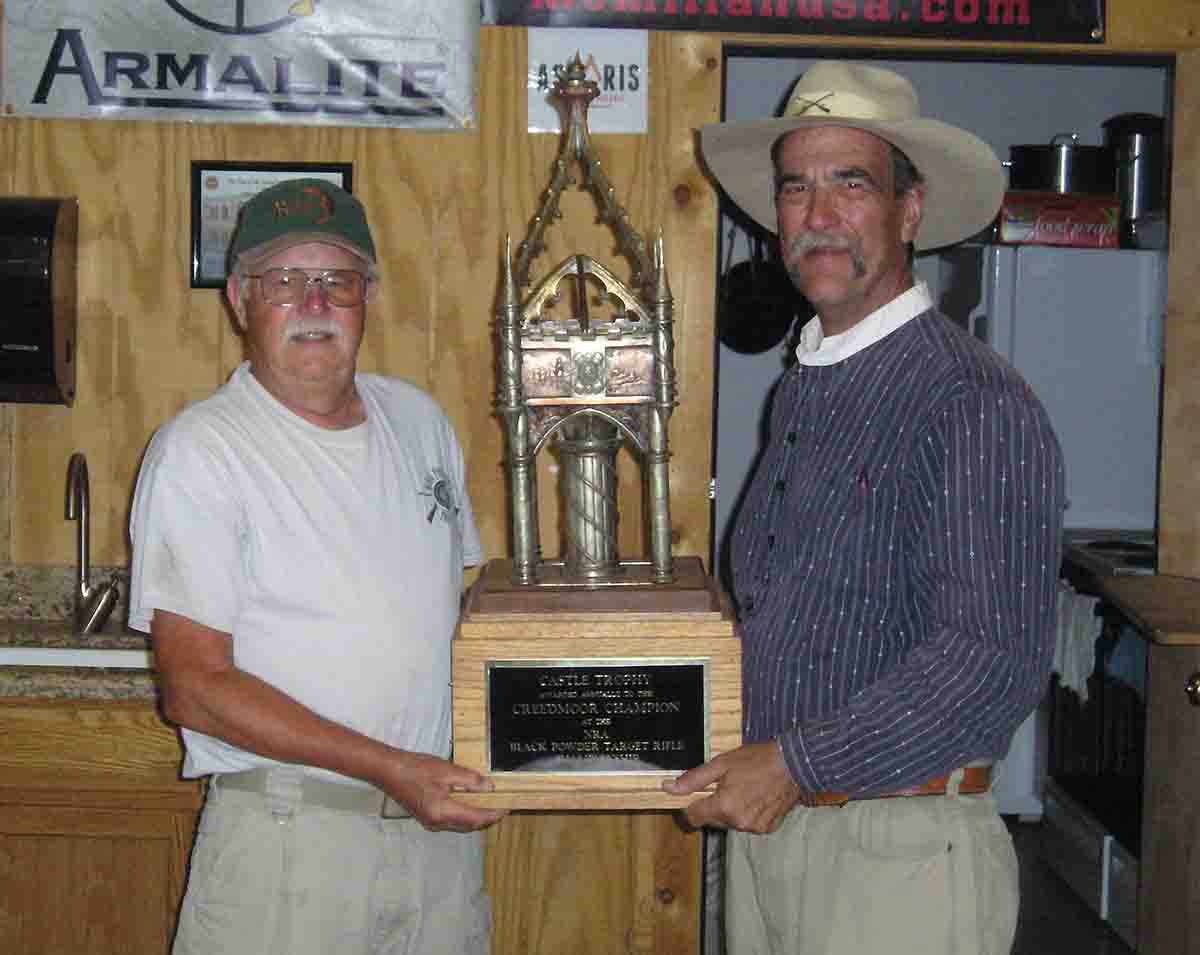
left=701, top=61, right=1004, bottom=251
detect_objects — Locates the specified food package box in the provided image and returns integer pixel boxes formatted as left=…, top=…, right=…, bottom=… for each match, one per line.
left=996, top=190, right=1120, bottom=248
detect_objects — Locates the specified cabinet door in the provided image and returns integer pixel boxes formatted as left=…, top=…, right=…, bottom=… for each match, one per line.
left=0, top=700, right=201, bottom=955
left=1139, top=643, right=1200, bottom=955
left=0, top=805, right=195, bottom=955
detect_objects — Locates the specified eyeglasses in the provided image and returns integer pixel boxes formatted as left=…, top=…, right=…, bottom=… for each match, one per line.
left=248, top=268, right=370, bottom=308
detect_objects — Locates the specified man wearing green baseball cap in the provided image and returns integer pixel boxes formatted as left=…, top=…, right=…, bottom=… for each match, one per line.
left=128, top=178, right=505, bottom=955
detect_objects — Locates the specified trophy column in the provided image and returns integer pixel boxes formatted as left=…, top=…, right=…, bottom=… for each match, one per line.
left=558, top=415, right=622, bottom=580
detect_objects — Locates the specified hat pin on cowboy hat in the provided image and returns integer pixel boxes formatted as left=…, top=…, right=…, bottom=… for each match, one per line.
left=700, top=61, right=1005, bottom=252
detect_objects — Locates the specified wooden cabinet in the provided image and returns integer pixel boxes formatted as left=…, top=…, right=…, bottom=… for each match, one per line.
left=1140, top=643, right=1200, bottom=954
left=0, top=699, right=203, bottom=955
left=1087, top=575, right=1200, bottom=954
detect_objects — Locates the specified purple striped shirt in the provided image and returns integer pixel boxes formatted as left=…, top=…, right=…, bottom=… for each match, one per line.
left=730, top=309, right=1065, bottom=796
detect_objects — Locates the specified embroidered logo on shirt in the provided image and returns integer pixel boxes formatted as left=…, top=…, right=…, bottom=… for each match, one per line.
left=420, top=468, right=460, bottom=524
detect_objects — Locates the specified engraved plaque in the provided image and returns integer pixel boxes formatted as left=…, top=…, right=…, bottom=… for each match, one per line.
left=486, top=659, right=707, bottom=773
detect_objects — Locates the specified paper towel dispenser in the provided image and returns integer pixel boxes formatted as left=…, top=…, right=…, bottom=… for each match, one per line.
left=0, top=197, right=78, bottom=405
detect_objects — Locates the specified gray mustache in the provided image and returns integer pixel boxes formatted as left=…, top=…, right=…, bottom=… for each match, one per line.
left=283, top=317, right=343, bottom=342
left=786, top=232, right=867, bottom=279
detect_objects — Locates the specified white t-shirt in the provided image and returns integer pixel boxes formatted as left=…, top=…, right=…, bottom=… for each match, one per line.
left=128, top=363, right=483, bottom=782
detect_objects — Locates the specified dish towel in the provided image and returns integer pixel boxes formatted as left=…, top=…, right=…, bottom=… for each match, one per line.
left=1104, top=624, right=1147, bottom=699
left=1053, top=580, right=1102, bottom=701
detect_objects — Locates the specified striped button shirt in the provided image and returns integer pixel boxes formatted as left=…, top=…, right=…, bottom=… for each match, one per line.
left=730, top=295, right=1065, bottom=797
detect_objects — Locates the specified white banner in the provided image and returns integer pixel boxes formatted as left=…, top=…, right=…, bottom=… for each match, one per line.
left=2, top=1, right=479, bottom=129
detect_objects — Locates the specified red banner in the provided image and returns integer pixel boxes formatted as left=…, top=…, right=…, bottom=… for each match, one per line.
left=486, top=0, right=1105, bottom=44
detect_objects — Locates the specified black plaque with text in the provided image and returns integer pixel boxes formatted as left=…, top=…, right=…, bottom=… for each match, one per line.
left=487, top=660, right=707, bottom=772
left=487, top=0, right=1105, bottom=45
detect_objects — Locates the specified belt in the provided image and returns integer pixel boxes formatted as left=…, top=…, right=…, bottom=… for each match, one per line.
left=216, top=768, right=411, bottom=818
left=808, top=765, right=992, bottom=808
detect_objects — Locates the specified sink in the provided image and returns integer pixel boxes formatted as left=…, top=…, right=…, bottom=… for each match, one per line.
left=0, top=618, right=153, bottom=669
left=0, top=563, right=149, bottom=669
left=0, top=646, right=153, bottom=668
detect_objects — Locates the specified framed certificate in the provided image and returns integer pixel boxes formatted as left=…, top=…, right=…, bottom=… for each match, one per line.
left=189, top=161, right=353, bottom=288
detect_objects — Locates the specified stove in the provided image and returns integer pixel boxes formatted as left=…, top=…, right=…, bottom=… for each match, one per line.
left=1064, top=531, right=1157, bottom=577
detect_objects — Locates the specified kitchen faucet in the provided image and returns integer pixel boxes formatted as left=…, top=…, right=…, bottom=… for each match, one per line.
left=65, top=452, right=120, bottom=634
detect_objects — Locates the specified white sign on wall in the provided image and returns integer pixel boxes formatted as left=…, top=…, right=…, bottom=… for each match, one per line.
left=527, top=28, right=648, bottom=135
left=2, top=1, right=479, bottom=129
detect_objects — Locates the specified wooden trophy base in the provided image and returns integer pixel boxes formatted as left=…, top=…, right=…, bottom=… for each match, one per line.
left=452, top=556, right=742, bottom=810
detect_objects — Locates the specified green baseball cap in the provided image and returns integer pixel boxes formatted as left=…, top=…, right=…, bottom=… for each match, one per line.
left=228, top=178, right=376, bottom=269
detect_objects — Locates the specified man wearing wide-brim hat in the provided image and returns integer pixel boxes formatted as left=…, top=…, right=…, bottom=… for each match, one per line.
left=665, top=62, right=1065, bottom=954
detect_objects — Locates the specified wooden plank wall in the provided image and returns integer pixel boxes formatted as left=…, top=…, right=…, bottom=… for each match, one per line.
left=5, top=12, right=1200, bottom=581
left=0, top=27, right=723, bottom=573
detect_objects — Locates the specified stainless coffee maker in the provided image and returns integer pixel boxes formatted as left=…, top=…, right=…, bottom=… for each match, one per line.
left=1102, top=112, right=1167, bottom=248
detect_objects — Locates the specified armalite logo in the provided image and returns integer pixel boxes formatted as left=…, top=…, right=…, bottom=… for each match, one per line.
left=18, top=0, right=453, bottom=122
left=162, top=0, right=316, bottom=36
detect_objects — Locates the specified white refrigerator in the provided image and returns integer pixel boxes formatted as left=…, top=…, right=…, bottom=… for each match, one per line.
left=966, top=244, right=1165, bottom=533
left=955, top=244, right=1165, bottom=817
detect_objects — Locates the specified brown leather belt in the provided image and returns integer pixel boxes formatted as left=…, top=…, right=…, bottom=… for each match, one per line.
left=808, top=765, right=992, bottom=808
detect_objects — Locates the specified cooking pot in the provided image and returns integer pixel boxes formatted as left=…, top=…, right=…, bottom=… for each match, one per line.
left=1007, top=134, right=1116, bottom=195
left=717, top=235, right=809, bottom=354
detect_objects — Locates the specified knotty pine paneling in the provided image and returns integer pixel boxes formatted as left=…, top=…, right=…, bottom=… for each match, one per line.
left=1106, top=1, right=1200, bottom=50
left=7, top=18, right=1200, bottom=576
left=484, top=811, right=701, bottom=955
left=2, top=28, right=722, bottom=573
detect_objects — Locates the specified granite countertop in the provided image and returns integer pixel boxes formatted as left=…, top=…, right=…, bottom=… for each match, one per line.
left=0, top=668, right=159, bottom=701
left=0, top=563, right=160, bottom=701
left=0, top=622, right=159, bottom=700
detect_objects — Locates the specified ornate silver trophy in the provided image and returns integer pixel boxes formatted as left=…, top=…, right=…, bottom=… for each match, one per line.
left=450, top=58, right=740, bottom=810
left=496, top=56, right=677, bottom=587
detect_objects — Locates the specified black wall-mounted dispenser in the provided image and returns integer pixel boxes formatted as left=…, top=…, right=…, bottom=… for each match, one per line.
left=0, top=197, right=78, bottom=405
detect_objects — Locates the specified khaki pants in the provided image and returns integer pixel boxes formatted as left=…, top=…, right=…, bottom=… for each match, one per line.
left=726, top=786, right=1018, bottom=955
left=172, top=778, right=490, bottom=955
